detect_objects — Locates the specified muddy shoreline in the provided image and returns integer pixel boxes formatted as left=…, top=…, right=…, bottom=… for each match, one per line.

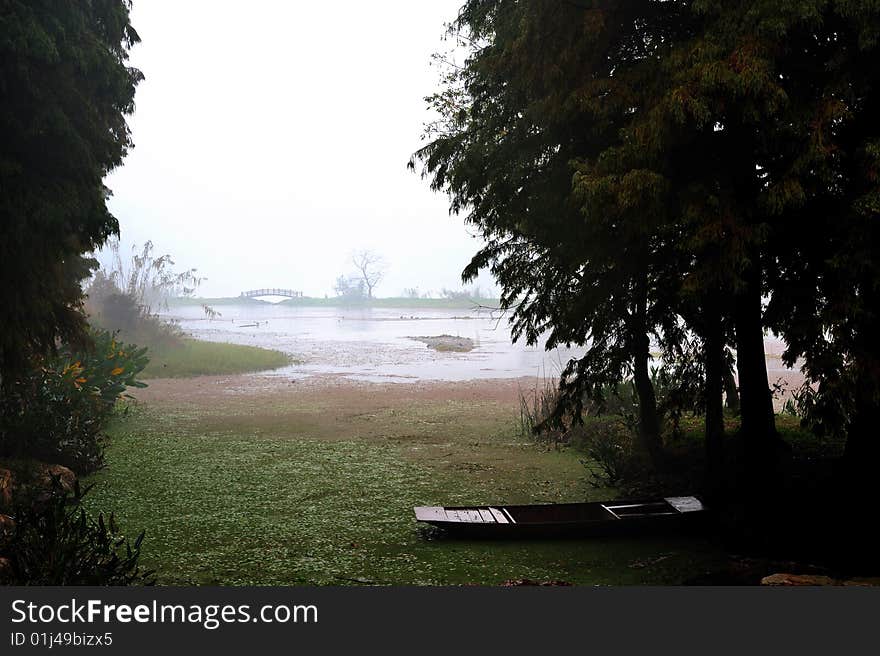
left=133, top=367, right=805, bottom=412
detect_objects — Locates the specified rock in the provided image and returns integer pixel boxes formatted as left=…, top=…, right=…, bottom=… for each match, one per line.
left=0, top=514, right=14, bottom=541
left=36, top=464, right=76, bottom=493
left=843, top=577, right=880, bottom=587
left=0, top=461, right=77, bottom=509
left=0, top=468, right=12, bottom=507
left=761, top=573, right=841, bottom=586
left=0, top=557, right=12, bottom=583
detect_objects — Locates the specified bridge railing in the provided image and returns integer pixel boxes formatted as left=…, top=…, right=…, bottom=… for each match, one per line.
left=240, top=288, right=303, bottom=298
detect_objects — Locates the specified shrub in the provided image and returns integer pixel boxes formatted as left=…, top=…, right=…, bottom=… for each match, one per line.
left=571, top=418, right=640, bottom=488
left=0, top=330, right=148, bottom=472
left=0, top=478, right=155, bottom=585
left=518, top=377, right=565, bottom=444
left=518, top=377, right=648, bottom=489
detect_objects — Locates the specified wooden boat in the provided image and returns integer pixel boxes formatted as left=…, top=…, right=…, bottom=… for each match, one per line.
left=414, top=496, right=706, bottom=538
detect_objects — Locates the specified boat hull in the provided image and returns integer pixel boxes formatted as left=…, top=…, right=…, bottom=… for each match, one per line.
left=414, top=497, right=707, bottom=538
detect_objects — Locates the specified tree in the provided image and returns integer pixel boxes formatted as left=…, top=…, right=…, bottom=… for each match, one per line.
left=412, top=0, right=696, bottom=468
left=0, top=1, right=142, bottom=384
left=85, top=237, right=206, bottom=338
left=413, top=0, right=880, bottom=488
left=350, top=250, right=386, bottom=299
left=97, top=237, right=203, bottom=314
left=333, top=275, right=366, bottom=300
left=757, top=2, right=880, bottom=480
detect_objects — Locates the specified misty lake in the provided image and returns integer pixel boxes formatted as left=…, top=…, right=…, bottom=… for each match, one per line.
left=163, top=303, right=798, bottom=389
left=163, top=304, right=583, bottom=382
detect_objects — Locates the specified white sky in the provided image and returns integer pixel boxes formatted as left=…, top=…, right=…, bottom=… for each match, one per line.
left=104, top=0, right=496, bottom=298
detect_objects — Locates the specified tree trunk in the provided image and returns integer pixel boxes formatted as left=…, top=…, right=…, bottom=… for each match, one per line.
left=845, top=382, right=880, bottom=473
left=630, top=273, right=664, bottom=468
left=733, top=256, right=778, bottom=489
left=723, top=363, right=740, bottom=413
left=704, top=299, right=725, bottom=497
left=733, top=261, right=775, bottom=443
left=632, top=331, right=664, bottom=468
left=843, top=278, right=880, bottom=488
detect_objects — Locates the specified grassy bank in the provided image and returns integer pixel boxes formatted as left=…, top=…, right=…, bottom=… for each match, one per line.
left=141, top=338, right=290, bottom=378
left=84, top=381, right=727, bottom=585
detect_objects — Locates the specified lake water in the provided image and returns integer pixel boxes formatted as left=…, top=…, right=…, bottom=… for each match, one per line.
left=164, top=303, right=799, bottom=388
left=164, top=304, right=584, bottom=383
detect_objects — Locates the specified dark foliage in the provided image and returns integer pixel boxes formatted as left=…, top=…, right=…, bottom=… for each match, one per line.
left=413, top=0, right=880, bottom=491
left=0, top=330, right=148, bottom=472
left=0, top=0, right=142, bottom=382
left=1, top=478, right=155, bottom=585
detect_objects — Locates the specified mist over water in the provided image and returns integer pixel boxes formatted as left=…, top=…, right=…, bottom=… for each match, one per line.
left=164, top=304, right=583, bottom=383
left=163, top=303, right=801, bottom=391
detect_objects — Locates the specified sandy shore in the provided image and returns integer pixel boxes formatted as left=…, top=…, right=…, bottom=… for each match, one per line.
left=135, top=367, right=805, bottom=413
left=133, top=372, right=533, bottom=406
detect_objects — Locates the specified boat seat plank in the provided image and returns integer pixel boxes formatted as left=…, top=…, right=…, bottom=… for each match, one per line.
left=458, top=509, right=485, bottom=523
left=413, top=506, right=449, bottom=522
left=600, top=504, right=620, bottom=519
left=478, top=509, right=497, bottom=523
left=488, top=507, right=509, bottom=524
left=665, top=496, right=704, bottom=513
left=444, top=509, right=463, bottom=522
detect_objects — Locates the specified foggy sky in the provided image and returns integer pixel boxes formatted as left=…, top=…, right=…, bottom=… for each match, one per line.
left=103, top=0, right=496, bottom=299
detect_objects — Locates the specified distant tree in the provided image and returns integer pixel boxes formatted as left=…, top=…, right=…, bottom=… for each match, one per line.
left=403, top=288, right=420, bottom=299
left=333, top=275, right=366, bottom=300
left=0, top=1, right=142, bottom=384
left=351, top=250, right=386, bottom=299
left=440, top=287, right=485, bottom=301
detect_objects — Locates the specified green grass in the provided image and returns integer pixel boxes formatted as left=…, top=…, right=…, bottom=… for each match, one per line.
left=141, top=338, right=290, bottom=378
left=84, top=403, right=727, bottom=585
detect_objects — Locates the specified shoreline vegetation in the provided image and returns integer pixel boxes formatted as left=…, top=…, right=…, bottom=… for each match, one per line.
left=140, top=338, right=291, bottom=379
left=166, top=296, right=502, bottom=310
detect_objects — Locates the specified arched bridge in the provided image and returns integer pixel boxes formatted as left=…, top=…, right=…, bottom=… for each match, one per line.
left=240, top=288, right=303, bottom=299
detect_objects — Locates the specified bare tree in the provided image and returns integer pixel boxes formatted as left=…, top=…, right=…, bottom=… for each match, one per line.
left=350, top=250, right=386, bottom=299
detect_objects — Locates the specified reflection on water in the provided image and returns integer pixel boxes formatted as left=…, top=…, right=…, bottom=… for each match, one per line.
left=164, top=304, right=801, bottom=387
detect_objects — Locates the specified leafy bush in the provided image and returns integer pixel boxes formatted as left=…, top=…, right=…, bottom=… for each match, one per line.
left=570, top=418, right=639, bottom=488
left=1, top=478, right=155, bottom=585
left=0, top=330, right=148, bottom=472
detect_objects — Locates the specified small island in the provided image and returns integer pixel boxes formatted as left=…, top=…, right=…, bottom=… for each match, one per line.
left=409, top=335, right=475, bottom=352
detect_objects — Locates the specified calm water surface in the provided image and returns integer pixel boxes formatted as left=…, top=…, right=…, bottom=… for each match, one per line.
left=164, top=303, right=798, bottom=387
left=165, top=304, right=582, bottom=383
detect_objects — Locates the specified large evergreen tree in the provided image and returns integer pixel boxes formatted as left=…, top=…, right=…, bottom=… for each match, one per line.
left=0, top=0, right=142, bottom=383
left=414, top=0, right=880, bottom=487
left=412, top=1, right=698, bottom=467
